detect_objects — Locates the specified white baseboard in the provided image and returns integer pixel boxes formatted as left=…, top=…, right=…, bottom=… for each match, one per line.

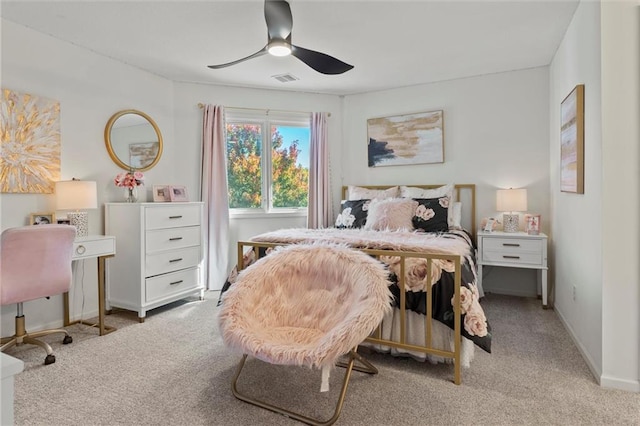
left=556, top=307, right=640, bottom=393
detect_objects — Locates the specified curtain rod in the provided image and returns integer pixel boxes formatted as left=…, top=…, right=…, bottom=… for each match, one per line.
left=197, top=103, right=330, bottom=117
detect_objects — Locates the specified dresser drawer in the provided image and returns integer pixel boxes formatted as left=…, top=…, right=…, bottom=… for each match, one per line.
left=482, top=250, right=542, bottom=266
left=145, top=204, right=201, bottom=230
left=145, top=267, right=200, bottom=303
left=482, top=238, right=542, bottom=253
left=146, top=226, right=201, bottom=253
left=145, top=247, right=201, bottom=277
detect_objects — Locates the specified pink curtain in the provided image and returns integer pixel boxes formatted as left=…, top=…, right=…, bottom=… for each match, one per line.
left=201, top=105, right=229, bottom=290
left=307, top=112, right=332, bottom=228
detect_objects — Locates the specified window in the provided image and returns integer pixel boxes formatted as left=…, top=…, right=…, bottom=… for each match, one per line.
left=225, top=109, right=310, bottom=214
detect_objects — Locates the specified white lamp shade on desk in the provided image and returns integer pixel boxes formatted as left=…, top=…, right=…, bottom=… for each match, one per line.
left=55, top=180, right=98, bottom=236
left=496, top=188, right=527, bottom=232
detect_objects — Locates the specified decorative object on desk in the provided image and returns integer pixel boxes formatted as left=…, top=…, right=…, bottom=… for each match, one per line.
left=152, top=185, right=171, bottom=202
left=524, top=214, right=541, bottom=235
left=560, top=84, right=585, bottom=194
left=55, top=179, right=98, bottom=237
left=0, top=88, right=61, bottom=193
left=496, top=188, right=527, bottom=233
left=169, top=185, right=189, bottom=202
left=114, top=171, right=144, bottom=203
left=30, top=213, right=55, bottom=225
left=367, top=110, right=444, bottom=167
left=480, top=217, right=500, bottom=232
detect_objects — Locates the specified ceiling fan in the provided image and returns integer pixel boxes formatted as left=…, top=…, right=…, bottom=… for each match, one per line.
left=208, top=0, right=354, bottom=75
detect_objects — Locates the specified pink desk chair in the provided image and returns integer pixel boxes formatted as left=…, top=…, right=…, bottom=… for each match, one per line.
left=1, top=225, right=76, bottom=365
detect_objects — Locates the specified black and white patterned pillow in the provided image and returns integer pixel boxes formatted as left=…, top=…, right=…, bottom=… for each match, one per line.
left=412, top=197, right=449, bottom=233
left=335, top=199, right=371, bottom=229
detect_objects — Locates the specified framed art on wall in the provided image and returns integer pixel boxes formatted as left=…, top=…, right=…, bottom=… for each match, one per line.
left=560, top=84, right=585, bottom=194
left=367, top=110, right=444, bottom=167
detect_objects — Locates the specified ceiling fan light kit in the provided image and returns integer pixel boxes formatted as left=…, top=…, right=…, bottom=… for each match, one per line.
left=208, top=0, right=353, bottom=75
left=268, top=40, right=292, bottom=57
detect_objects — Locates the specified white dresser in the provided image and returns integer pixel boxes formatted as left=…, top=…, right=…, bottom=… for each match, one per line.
left=105, top=202, right=205, bottom=321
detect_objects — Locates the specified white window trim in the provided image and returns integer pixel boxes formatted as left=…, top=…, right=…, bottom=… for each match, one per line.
left=225, top=109, right=310, bottom=216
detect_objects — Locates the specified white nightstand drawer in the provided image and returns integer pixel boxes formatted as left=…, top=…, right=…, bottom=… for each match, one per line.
left=145, top=247, right=201, bottom=277
left=482, top=238, right=542, bottom=253
left=145, top=267, right=199, bottom=303
left=483, top=250, right=542, bottom=266
left=145, top=204, right=201, bottom=230
left=146, top=226, right=201, bottom=253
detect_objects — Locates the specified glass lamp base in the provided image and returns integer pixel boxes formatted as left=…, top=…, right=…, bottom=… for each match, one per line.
left=503, top=213, right=519, bottom=232
left=68, top=211, right=89, bottom=237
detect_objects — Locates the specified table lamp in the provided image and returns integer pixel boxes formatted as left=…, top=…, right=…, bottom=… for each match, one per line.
left=496, top=188, right=527, bottom=233
left=55, top=179, right=98, bottom=237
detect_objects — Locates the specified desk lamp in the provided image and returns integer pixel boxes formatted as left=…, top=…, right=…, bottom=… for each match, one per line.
left=497, top=188, right=527, bottom=233
left=55, top=179, right=98, bottom=237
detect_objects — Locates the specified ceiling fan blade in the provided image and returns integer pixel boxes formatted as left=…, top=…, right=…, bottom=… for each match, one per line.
left=208, top=45, right=268, bottom=69
left=291, top=45, right=354, bottom=75
left=264, top=0, right=293, bottom=40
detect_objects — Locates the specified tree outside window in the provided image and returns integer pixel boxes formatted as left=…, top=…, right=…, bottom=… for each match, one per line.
left=226, top=112, right=310, bottom=212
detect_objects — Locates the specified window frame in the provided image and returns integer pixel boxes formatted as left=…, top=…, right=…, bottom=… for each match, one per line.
left=225, top=109, right=311, bottom=217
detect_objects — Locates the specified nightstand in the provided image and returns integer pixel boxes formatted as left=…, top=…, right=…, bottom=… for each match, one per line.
left=477, top=231, right=549, bottom=308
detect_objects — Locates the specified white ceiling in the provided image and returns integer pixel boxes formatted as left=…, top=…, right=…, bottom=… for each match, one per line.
left=1, top=0, right=579, bottom=96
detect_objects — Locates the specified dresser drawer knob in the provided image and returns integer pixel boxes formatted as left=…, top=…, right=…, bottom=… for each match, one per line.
left=503, top=255, right=520, bottom=259
left=169, top=258, right=183, bottom=263
left=75, top=245, right=86, bottom=255
left=503, top=243, right=520, bottom=247
left=169, top=237, right=183, bottom=241
left=169, top=215, right=183, bottom=219
left=169, top=280, right=183, bottom=286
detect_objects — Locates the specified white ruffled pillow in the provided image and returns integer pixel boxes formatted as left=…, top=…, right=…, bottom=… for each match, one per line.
left=364, top=198, right=418, bottom=231
left=347, top=185, right=399, bottom=201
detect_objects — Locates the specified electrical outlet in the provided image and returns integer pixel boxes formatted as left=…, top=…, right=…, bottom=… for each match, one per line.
left=572, top=285, right=577, bottom=301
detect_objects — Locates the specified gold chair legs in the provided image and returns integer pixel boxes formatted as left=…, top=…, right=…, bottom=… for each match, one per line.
left=0, top=313, right=72, bottom=365
left=231, top=349, right=377, bottom=426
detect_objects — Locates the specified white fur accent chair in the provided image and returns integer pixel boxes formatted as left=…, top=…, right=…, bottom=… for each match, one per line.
left=218, top=243, right=393, bottom=426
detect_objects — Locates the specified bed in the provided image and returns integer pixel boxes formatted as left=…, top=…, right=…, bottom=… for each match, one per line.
left=224, top=184, right=491, bottom=385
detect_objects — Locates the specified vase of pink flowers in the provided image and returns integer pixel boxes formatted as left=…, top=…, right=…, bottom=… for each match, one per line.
left=114, top=171, right=144, bottom=203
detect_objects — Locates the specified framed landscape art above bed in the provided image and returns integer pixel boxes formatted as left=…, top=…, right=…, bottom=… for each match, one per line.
left=367, top=110, right=444, bottom=167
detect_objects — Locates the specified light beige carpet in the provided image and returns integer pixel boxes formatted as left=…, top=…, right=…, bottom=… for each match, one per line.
left=7, top=292, right=640, bottom=425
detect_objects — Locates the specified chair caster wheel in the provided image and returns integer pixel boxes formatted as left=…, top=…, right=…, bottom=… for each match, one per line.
left=44, top=354, right=56, bottom=365
left=63, top=335, right=73, bottom=344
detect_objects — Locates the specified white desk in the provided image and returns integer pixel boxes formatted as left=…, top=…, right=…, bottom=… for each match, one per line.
left=1, top=353, right=24, bottom=425
left=63, top=235, right=116, bottom=336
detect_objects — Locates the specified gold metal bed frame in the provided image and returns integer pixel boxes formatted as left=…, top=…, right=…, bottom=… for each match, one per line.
left=235, top=184, right=476, bottom=386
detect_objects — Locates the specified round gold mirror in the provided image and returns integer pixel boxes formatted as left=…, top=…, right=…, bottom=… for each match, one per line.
left=104, top=110, right=163, bottom=172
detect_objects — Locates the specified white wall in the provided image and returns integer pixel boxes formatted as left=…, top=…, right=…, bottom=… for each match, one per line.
left=550, top=0, right=640, bottom=392
left=172, top=82, right=343, bottom=289
left=342, top=68, right=551, bottom=297
left=1, top=19, right=176, bottom=335
left=549, top=0, right=603, bottom=381
left=600, top=1, right=640, bottom=392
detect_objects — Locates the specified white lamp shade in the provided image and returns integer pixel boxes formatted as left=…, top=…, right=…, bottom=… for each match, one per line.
left=55, top=180, right=98, bottom=210
left=496, top=188, right=527, bottom=212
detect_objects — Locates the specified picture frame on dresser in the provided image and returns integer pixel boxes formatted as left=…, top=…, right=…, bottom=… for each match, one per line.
left=169, top=185, right=188, bottom=202
left=525, top=214, right=541, bottom=235
left=152, top=185, right=171, bottom=202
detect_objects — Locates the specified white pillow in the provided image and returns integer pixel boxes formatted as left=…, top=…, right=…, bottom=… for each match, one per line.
left=399, top=183, right=454, bottom=199
left=449, top=201, right=462, bottom=229
left=364, top=198, right=418, bottom=231
left=347, top=185, right=399, bottom=201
